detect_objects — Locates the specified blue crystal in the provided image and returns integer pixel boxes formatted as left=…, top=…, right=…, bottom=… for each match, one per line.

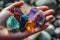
left=19, top=15, right=28, bottom=32
left=7, top=16, right=19, bottom=32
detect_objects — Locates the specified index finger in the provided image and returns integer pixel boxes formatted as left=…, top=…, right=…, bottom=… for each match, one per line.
left=5, top=1, right=24, bottom=12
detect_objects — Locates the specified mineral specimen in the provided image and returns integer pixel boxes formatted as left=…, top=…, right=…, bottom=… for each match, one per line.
left=19, top=15, right=28, bottom=32
left=25, top=20, right=35, bottom=32
left=28, top=7, right=45, bottom=26
left=35, top=10, right=45, bottom=26
left=7, top=16, right=19, bottom=32
left=25, top=8, right=38, bottom=32
left=26, top=8, right=45, bottom=32
left=14, top=8, right=23, bottom=22
left=28, top=7, right=38, bottom=20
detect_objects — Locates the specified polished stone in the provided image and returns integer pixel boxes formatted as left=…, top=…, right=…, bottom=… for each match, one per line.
left=19, top=15, right=28, bottom=32
left=38, top=31, right=51, bottom=40
left=7, top=16, right=19, bottom=32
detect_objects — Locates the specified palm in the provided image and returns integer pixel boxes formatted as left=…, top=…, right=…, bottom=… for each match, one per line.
left=0, top=1, right=54, bottom=40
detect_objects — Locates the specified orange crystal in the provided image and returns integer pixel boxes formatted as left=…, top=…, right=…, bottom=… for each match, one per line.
left=25, top=20, right=35, bottom=32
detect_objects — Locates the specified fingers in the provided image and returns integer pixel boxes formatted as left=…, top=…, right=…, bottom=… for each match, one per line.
left=45, top=15, right=54, bottom=22
left=37, top=6, right=49, bottom=11
left=34, top=15, right=53, bottom=32
left=34, top=22, right=49, bottom=32
left=5, top=1, right=24, bottom=12
left=0, top=10, right=12, bottom=27
left=44, top=9, right=54, bottom=17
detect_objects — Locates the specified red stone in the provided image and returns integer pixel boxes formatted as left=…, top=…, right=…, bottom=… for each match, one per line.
left=14, top=8, right=23, bottom=22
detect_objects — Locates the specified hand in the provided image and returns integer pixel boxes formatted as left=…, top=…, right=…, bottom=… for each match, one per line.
left=0, top=1, right=54, bottom=40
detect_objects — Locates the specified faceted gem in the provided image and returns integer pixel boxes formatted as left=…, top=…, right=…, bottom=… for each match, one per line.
left=25, top=20, right=35, bottom=32
left=28, top=7, right=38, bottom=20
left=14, top=8, right=23, bottom=22
left=7, top=16, right=19, bottom=32
left=19, top=15, right=28, bottom=32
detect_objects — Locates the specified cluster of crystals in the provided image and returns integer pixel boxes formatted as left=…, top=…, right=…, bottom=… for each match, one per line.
left=7, top=7, right=45, bottom=32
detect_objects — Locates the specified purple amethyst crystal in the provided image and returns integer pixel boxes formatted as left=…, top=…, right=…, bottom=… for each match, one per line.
left=28, top=7, right=38, bottom=20
left=28, top=7, right=45, bottom=26
left=36, top=10, right=45, bottom=26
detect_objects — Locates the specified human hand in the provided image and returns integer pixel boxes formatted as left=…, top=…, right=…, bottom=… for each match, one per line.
left=0, top=1, right=54, bottom=40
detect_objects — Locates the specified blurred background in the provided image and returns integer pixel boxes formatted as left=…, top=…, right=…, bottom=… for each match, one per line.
left=0, top=0, right=60, bottom=40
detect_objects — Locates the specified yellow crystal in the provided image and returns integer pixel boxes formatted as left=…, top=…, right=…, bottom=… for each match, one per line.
left=25, top=20, right=35, bottom=32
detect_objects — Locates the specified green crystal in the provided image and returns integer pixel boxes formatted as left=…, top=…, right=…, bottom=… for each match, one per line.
left=7, top=16, right=19, bottom=32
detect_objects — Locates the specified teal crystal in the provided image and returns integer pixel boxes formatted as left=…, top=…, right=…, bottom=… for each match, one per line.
left=7, top=16, right=19, bottom=32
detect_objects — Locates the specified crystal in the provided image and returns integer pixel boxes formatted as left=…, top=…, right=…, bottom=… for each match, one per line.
left=26, top=7, right=46, bottom=32
left=28, top=7, right=45, bottom=26
left=7, top=16, right=19, bottom=32
left=19, top=15, right=28, bottom=32
left=36, top=10, right=45, bottom=26
left=28, top=7, right=38, bottom=20
left=25, top=20, right=35, bottom=32
left=14, top=8, right=23, bottom=22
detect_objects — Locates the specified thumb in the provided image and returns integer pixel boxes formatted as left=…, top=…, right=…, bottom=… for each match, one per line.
left=0, top=10, right=12, bottom=26
left=5, top=1, right=24, bottom=12
left=0, top=1, right=24, bottom=26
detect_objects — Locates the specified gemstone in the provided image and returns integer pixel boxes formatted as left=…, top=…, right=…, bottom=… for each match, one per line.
left=19, top=15, right=28, bottom=32
left=25, top=20, right=35, bottom=32
left=28, top=7, right=38, bottom=20
left=28, top=7, right=45, bottom=26
left=14, top=8, right=23, bottom=22
left=36, top=10, right=45, bottom=26
left=7, top=16, right=19, bottom=32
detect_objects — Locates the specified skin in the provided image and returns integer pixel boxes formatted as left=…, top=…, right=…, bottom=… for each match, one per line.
left=0, top=1, right=54, bottom=40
